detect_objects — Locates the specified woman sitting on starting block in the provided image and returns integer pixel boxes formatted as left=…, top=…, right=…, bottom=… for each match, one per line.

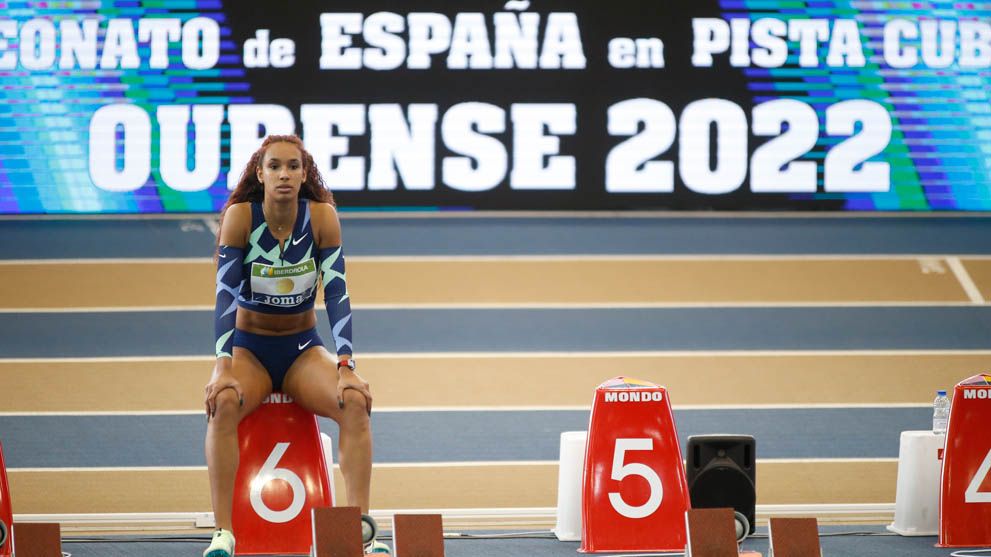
left=203, top=134, right=389, bottom=557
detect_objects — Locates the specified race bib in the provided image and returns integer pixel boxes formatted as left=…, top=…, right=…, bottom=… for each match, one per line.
left=250, top=259, right=318, bottom=307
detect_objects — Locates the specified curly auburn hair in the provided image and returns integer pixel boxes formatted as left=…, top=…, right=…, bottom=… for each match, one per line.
left=216, top=134, right=334, bottom=245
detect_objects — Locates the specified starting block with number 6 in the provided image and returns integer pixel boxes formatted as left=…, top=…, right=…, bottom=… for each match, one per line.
left=233, top=393, right=336, bottom=555
left=581, top=377, right=690, bottom=552
left=939, top=374, right=991, bottom=547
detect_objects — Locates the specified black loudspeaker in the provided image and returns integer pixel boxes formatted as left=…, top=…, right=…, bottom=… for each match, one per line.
left=686, top=434, right=756, bottom=537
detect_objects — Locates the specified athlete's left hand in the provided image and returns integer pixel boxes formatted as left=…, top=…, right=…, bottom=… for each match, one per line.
left=337, top=369, right=372, bottom=416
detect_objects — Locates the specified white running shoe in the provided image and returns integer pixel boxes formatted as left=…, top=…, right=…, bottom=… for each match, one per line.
left=364, top=539, right=391, bottom=555
left=203, top=528, right=235, bottom=557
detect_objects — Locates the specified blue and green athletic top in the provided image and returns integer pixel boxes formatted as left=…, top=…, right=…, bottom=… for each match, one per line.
left=237, top=200, right=318, bottom=314
left=214, top=200, right=353, bottom=358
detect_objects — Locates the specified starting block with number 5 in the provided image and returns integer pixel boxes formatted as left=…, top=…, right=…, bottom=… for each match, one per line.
left=233, top=393, right=336, bottom=555
left=581, top=377, right=690, bottom=552
left=939, top=374, right=991, bottom=547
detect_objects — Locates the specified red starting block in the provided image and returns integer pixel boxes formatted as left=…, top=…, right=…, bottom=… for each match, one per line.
left=233, top=392, right=335, bottom=555
left=581, top=377, right=691, bottom=552
left=939, top=374, right=991, bottom=547
left=11, top=523, right=62, bottom=557
left=393, top=514, right=445, bottom=557
left=311, top=507, right=363, bottom=557
left=768, top=517, right=821, bottom=557
left=684, top=508, right=738, bottom=557
left=0, top=442, right=12, bottom=557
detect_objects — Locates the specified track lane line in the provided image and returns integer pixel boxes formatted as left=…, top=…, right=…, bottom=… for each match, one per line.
left=4, top=254, right=991, bottom=264
left=947, top=256, right=986, bottom=303
left=3, top=348, right=991, bottom=364
left=6, top=457, right=898, bottom=472
left=0, top=402, right=930, bottom=416
left=2, top=300, right=988, bottom=313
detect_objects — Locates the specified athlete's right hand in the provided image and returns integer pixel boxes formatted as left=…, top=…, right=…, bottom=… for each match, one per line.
left=204, top=364, right=244, bottom=420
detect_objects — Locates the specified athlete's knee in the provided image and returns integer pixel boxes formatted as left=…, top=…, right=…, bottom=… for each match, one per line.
left=212, top=388, right=243, bottom=424
left=340, top=390, right=369, bottom=426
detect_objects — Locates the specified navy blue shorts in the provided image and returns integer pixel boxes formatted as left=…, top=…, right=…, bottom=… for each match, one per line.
left=232, top=328, right=324, bottom=391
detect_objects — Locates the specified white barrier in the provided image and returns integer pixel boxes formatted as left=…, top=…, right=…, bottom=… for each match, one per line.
left=553, top=431, right=587, bottom=542
left=887, top=430, right=945, bottom=536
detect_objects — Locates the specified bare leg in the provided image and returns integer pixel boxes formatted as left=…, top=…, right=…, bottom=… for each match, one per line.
left=282, top=347, right=373, bottom=511
left=204, top=348, right=272, bottom=530
left=206, top=389, right=241, bottom=530
left=337, top=389, right=373, bottom=510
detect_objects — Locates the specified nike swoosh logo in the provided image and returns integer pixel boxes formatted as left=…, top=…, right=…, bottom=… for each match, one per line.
left=291, top=233, right=309, bottom=246
left=218, top=252, right=226, bottom=258
left=298, top=339, right=313, bottom=351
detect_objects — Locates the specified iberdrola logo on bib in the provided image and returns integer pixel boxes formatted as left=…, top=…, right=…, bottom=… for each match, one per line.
left=251, top=259, right=317, bottom=301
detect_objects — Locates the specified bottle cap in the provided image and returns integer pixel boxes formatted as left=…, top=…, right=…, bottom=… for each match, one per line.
left=937, top=390, right=947, bottom=396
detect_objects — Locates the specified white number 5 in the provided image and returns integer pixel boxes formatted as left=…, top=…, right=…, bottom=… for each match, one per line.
left=608, top=438, right=663, bottom=518
left=965, top=448, right=991, bottom=503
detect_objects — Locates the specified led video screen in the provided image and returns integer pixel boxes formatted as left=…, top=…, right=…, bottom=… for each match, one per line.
left=2, top=1, right=990, bottom=212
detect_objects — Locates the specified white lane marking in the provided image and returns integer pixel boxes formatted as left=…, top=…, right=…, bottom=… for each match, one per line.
left=7, top=457, right=897, bottom=472
left=757, top=458, right=899, bottom=464
left=0, top=355, right=217, bottom=363
left=0, top=403, right=931, bottom=416
left=347, top=254, right=991, bottom=262
left=0, top=209, right=976, bottom=220
left=947, top=257, right=986, bottom=303
left=0, top=306, right=215, bottom=313
left=3, top=254, right=991, bottom=264
left=1, top=300, right=988, bottom=313
left=202, top=217, right=219, bottom=236
left=0, top=258, right=212, bottom=264
left=2, top=348, right=990, bottom=364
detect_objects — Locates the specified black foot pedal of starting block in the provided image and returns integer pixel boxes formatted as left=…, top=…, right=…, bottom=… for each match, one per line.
left=768, top=517, right=822, bottom=557
left=0, top=519, right=8, bottom=553
left=1, top=441, right=13, bottom=557
left=393, top=514, right=444, bottom=557
left=12, top=522, right=62, bottom=557
left=685, top=508, right=739, bottom=557
left=312, top=507, right=363, bottom=557
left=361, top=513, right=378, bottom=545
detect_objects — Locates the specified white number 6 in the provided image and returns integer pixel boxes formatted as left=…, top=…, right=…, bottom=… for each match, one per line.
left=250, top=442, right=306, bottom=523
left=608, top=438, right=663, bottom=518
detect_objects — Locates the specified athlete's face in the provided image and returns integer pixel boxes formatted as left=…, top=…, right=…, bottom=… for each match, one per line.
left=257, top=142, right=306, bottom=201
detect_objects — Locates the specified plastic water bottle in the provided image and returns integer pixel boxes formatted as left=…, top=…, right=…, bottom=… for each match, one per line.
left=933, top=390, right=950, bottom=434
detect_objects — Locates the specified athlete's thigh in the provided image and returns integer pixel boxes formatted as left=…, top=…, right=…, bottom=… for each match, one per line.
left=280, top=346, right=346, bottom=422
left=228, top=346, right=274, bottom=418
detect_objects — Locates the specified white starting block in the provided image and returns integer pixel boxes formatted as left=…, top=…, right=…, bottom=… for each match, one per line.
left=887, top=430, right=945, bottom=536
